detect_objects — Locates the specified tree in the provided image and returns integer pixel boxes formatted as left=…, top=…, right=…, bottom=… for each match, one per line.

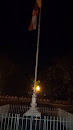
left=40, top=57, right=73, bottom=102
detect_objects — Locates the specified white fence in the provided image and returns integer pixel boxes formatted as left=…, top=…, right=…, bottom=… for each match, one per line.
left=0, top=113, right=73, bottom=130
left=0, top=105, right=73, bottom=129
left=0, top=104, right=9, bottom=121
left=9, top=104, right=57, bottom=117
left=58, top=108, right=73, bottom=129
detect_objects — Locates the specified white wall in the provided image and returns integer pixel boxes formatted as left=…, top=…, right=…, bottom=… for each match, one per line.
left=0, top=104, right=9, bottom=121
left=58, top=108, right=73, bottom=129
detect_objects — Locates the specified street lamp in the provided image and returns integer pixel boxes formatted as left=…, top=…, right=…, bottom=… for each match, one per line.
left=32, top=85, right=40, bottom=92
left=36, top=86, right=40, bottom=92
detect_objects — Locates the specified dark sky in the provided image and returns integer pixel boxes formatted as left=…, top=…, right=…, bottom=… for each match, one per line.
left=0, top=0, right=73, bottom=71
left=0, top=0, right=73, bottom=96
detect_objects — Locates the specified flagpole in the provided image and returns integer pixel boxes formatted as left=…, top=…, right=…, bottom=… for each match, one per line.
left=25, top=7, right=41, bottom=117
left=34, top=8, right=41, bottom=93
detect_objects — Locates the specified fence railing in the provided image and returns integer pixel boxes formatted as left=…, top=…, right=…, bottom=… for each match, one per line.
left=0, top=105, right=73, bottom=129
left=9, top=104, right=57, bottom=117
left=58, top=108, right=73, bottom=129
left=0, top=113, right=73, bottom=130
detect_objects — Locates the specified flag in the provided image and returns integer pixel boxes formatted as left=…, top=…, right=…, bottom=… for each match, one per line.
left=36, top=0, right=41, bottom=8
left=29, top=0, right=41, bottom=31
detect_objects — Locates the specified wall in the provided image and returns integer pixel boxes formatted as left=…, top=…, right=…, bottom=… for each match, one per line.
left=58, top=108, right=73, bottom=129
left=0, top=104, right=9, bottom=121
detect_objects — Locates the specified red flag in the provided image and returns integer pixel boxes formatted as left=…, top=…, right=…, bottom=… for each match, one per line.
left=29, top=2, right=40, bottom=31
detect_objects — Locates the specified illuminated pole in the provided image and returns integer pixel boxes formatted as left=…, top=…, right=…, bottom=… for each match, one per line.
left=34, top=8, right=41, bottom=93
left=25, top=8, right=41, bottom=117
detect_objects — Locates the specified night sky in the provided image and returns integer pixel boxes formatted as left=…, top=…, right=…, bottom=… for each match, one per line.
left=0, top=0, right=73, bottom=95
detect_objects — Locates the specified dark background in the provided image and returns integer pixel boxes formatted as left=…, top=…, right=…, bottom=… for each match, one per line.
left=0, top=0, right=73, bottom=97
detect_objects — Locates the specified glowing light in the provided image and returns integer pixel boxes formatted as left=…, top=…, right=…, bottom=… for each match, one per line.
left=36, top=86, right=40, bottom=91
left=32, top=85, right=40, bottom=92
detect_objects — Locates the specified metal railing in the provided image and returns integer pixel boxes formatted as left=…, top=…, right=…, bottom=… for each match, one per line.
left=9, top=104, right=57, bottom=117
left=0, top=113, right=72, bottom=130
left=0, top=105, right=73, bottom=129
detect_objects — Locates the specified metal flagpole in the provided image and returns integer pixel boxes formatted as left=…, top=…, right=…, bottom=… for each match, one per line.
left=25, top=8, right=41, bottom=117
left=34, top=8, right=41, bottom=93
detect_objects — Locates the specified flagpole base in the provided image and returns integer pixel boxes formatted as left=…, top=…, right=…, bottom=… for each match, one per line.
left=24, top=92, right=41, bottom=117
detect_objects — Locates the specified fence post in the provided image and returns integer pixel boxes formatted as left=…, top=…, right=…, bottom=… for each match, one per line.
left=16, top=114, right=20, bottom=130
left=30, top=116, right=33, bottom=130
left=53, top=117, right=55, bottom=130
left=63, top=117, right=64, bottom=130
left=69, top=118, right=71, bottom=130
left=35, top=116, right=37, bottom=130
left=60, top=117, right=61, bottom=130
left=66, top=117, right=69, bottom=130
left=14, top=114, right=16, bottom=130
left=50, top=116, right=52, bottom=130
left=4, top=113, right=7, bottom=130
left=39, top=116, right=41, bottom=130
left=7, top=113, right=10, bottom=130
left=1, top=113, right=4, bottom=130
left=21, top=115, right=24, bottom=130
left=43, top=107, right=44, bottom=113
left=56, top=117, right=58, bottom=130
left=22, top=105, right=23, bottom=112
left=10, top=113, right=13, bottom=130
left=43, top=116, right=46, bottom=130
left=47, top=116, right=48, bottom=130
left=25, top=116, right=28, bottom=130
